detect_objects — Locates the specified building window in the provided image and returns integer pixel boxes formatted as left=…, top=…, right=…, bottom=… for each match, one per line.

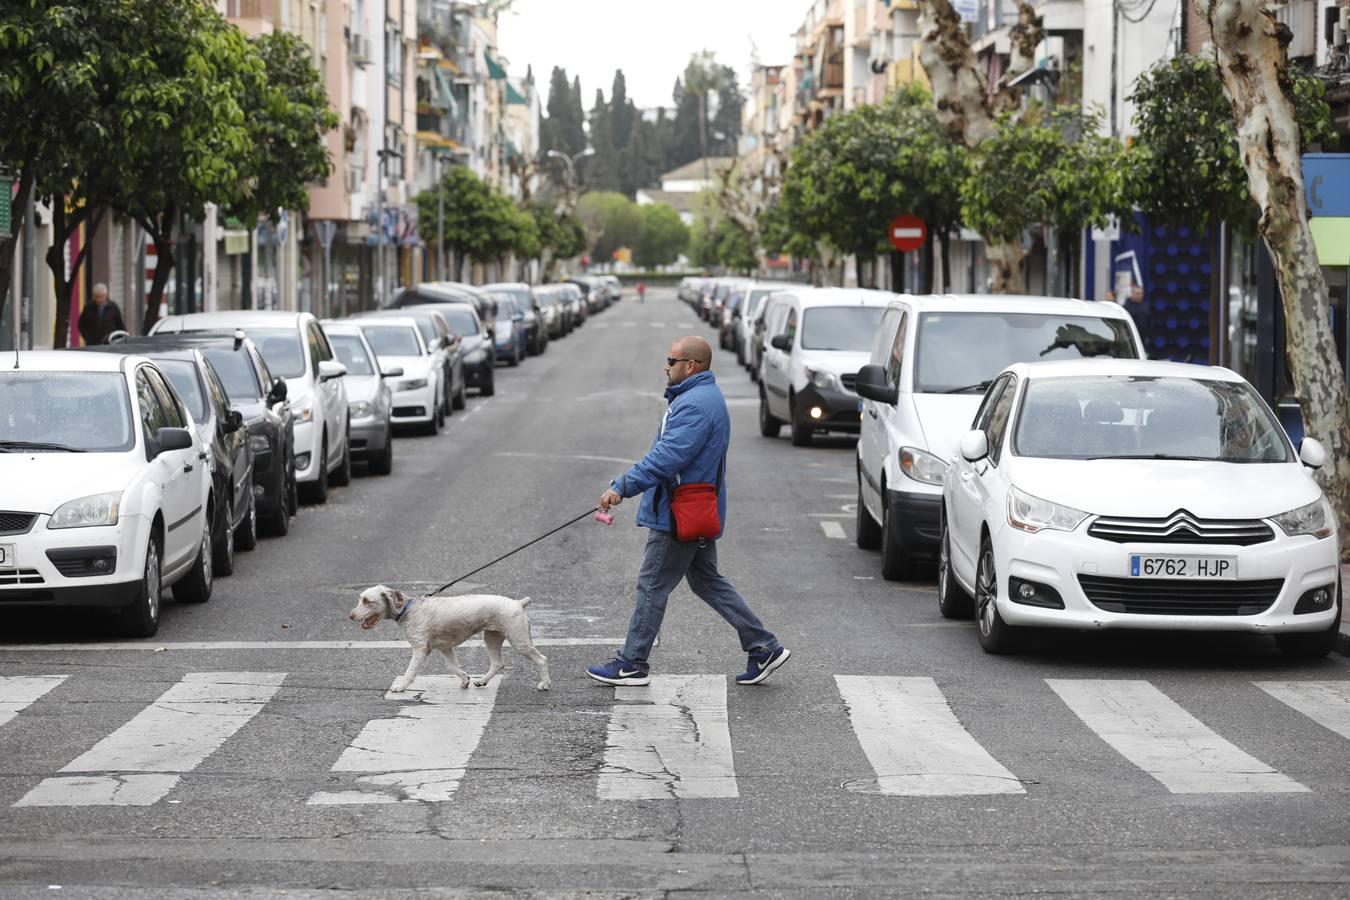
left=386, top=25, right=404, bottom=87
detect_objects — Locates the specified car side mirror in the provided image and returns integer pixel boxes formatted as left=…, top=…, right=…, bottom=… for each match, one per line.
left=1300, top=437, right=1326, bottom=470
left=224, top=409, right=244, bottom=433
left=960, top=430, right=990, bottom=463
left=770, top=334, right=792, bottom=351
left=382, top=366, right=404, bottom=378
left=318, top=360, right=347, bottom=381
left=854, top=365, right=897, bottom=405
left=269, top=378, right=288, bottom=402
left=154, top=426, right=193, bottom=454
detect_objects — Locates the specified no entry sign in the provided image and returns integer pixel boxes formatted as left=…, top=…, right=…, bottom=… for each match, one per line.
left=889, top=215, right=926, bottom=252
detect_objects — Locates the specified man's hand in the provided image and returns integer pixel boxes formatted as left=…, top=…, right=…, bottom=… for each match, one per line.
left=599, top=488, right=623, bottom=512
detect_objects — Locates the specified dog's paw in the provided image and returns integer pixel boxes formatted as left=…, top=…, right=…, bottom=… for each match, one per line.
left=390, top=680, right=408, bottom=693
left=458, top=677, right=470, bottom=689
left=472, top=678, right=489, bottom=687
left=536, top=680, right=551, bottom=691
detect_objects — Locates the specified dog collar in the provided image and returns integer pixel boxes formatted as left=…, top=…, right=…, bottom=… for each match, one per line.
left=394, top=595, right=416, bottom=623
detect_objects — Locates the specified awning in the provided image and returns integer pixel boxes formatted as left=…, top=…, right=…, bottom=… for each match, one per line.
left=505, top=82, right=527, bottom=105
left=484, top=49, right=508, bottom=80
left=433, top=66, right=459, bottom=116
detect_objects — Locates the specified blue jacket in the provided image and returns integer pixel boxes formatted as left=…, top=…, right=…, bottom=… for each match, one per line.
left=612, top=370, right=730, bottom=536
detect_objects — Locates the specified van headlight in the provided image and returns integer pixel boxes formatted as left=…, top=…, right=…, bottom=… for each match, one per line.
left=1007, top=486, right=1089, bottom=534
left=899, top=447, right=948, bottom=485
left=806, top=367, right=840, bottom=392
left=49, top=492, right=122, bottom=529
left=1271, top=498, right=1335, bottom=539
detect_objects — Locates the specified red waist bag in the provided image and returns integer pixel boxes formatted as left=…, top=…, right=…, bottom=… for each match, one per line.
left=669, top=460, right=724, bottom=542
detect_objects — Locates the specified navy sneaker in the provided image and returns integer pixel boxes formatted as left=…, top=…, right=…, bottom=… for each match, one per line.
left=587, top=658, right=651, bottom=686
left=736, top=647, right=791, bottom=685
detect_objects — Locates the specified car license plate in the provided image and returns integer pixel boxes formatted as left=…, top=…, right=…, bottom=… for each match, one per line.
left=0, top=544, right=13, bottom=569
left=1130, top=555, right=1237, bottom=579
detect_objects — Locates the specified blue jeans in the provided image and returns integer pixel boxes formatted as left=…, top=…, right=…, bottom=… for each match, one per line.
left=617, top=529, right=781, bottom=672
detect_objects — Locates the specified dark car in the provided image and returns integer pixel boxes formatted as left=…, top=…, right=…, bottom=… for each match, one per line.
left=84, top=342, right=256, bottom=576
left=427, top=301, right=494, bottom=396
left=152, top=331, right=298, bottom=536
left=392, top=283, right=499, bottom=339
left=566, top=276, right=608, bottom=314
left=534, top=284, right=572, bottom=337
left=483, top=283, right=548, bottom=356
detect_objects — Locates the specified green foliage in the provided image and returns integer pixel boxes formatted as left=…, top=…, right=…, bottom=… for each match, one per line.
left=417, top=165, right=533, bottom=264
left=578, top=191, right=643, bottom=263
left=690, top=192, right=754, bottom=272
left=553, top=211, right=587, bottom=260
left=523, top=203, right=585, bottom=262
left=635, top=203, right=689, bottom=268
left=1127, top=53, right=1335, bottom=236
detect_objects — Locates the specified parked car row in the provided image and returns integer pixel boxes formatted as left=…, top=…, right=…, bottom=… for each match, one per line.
left=0, top=278, right=615, bottom=637
left=686, top=279, right=1342, bottom=660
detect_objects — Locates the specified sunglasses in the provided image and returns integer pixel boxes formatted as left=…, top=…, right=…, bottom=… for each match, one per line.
left=666, top=357, right=693, bottom=367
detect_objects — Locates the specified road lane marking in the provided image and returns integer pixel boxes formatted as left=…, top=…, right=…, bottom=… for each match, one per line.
left=0, top=639, right=623, bottom=652
left=836, top=676, right=1024, bottom=796
left=15, top=672, right=286, bottom=807
left=494, top=450, right=636, bottom=466
left=1255, top=681, right=1350, bottom=741
left=820, top=521, right=847, bottom=539
left=599, top=674, right=736, bottom=800
left=308, top=676, right=498, bottom=805
left=1046, top=679, right=1308, bottom=794
left=0, top=676, right=68, bottom=729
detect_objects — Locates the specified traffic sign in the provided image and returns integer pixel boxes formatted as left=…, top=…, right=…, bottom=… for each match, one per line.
left=889, top=215, right=926, bottom=252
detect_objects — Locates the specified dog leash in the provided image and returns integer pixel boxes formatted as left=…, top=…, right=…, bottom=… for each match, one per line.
left=425, top=506, right=612, bottom=597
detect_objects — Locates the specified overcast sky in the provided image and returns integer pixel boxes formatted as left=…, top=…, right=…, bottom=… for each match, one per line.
left=496, top=0, right=804, bottom=111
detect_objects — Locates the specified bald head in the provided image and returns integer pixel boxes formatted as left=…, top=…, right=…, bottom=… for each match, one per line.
left=665, top=335, right=713, bottom=386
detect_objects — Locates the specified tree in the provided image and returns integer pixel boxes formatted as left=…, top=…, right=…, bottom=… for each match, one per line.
left=889, top=87, right=969, bottom=291
left=1194, top=0, right=1350, bottom=556
left=586, top=88, right=621, bottom=193
left=577, top=191, right=643, bottom=264
left=418, top=165, right=529, bottom=270
left=635, top=203, right=689, bottom=268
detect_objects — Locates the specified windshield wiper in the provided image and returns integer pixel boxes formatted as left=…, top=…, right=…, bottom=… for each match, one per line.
left=941, top=380, right=994, bottom=395
left=1085, top=453, right=1211, bottom=461
left=0, top=440, right=86, bottom=453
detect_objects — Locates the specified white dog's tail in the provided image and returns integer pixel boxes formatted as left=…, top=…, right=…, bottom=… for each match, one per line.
left=518, top=596, right=531, bottom=608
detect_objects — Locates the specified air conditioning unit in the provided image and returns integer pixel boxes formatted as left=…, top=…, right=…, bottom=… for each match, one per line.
left=350, top=34, right=373, bottom=67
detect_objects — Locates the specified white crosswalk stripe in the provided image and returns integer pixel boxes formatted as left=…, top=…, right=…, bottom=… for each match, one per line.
left=1046, top=679, right=1308, bottom=794
left=836, top=676, right=1024, bottom=796
left=14, top=672, right=286, bottom=807
left=0, top=675, right=68, bottom=730
left=599, top=674, right=736, bottom=799
left=1255, top=681, right=1350, bottom=741
left=308, top=676, right=499, bottom=805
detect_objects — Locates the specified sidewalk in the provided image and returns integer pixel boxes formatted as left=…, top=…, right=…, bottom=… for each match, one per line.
left=1338, top=564, right=1350, bottom=657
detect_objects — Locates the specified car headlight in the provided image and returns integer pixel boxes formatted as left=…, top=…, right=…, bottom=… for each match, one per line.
left=349, top=401, right=373, bottom=419
left=1007, top=486, right=1089, bottom=534
left=1271, top=497, right=1335, bottom=539
left=397, top=378, right=429, bottom=392
left=293, top=397, right=314, bottom=423
left=899, top=447, right=948, bottom=485
left=49, top=492, right=121, bottom=529
left=806, top=367, right=841, bottom=392
left=249, top=433, right=270, bottom=454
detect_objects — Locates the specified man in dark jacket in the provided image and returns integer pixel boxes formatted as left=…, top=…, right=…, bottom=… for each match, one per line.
left=588, top=335, right=790, bottom=687
left=78, top=283, right=127, bottom=346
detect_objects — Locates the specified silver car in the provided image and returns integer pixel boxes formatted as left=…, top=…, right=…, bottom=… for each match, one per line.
left=321, top=323, right=395, bottom=475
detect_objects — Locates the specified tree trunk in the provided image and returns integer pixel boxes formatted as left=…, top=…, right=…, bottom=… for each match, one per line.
left=136, top=211, right=177, bottom=334
left=0, top=166, right=35, bottom=325
left=46, top=203, right=104, bottom=348
left=986, top=241, right=1027, bottom=293
left=939, top=228, right=953, bottom=293
left=1197, top=0, right=1350, bottom=557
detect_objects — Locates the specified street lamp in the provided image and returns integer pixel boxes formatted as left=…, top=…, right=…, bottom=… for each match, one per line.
left=546, top=147, right=595, bottom=214
left=376, top=146, right=404, bottom=308
left=429, top=147, right=453, bottom=281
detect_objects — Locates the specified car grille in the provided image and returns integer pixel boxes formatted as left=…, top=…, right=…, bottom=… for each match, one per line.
left=1077, top=575, right=1283, bottom=616
left=840, top=373, right=857, bottom=393
left=1088, top=510, right=1274, bottom=546
left=0, top=512, right=37, bottom=535
left=0, top=568, right=45, bottom=587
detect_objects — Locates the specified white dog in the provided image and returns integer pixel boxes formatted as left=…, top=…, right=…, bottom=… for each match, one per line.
left=349, top=585, right=550, bottom=693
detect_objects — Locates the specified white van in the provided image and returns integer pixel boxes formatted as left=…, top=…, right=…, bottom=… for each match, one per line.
left=853, top=295, right=1144, bottom=579
left=758, top=288, right=900, bottom=446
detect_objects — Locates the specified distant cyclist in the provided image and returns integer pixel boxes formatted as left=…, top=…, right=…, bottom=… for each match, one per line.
left=637, top=281, right=646, bottom=304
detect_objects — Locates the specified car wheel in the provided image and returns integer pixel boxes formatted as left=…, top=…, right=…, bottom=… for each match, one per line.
left=331, top=426, right=352, bottom=486
left=285, top=458, right=298, bottom=517
left=303, top=436, right=330, bottom=504
left=236, top=492, right=258, bottom=552
left=173, top=522, right=214, bottom=604
left=937, top=515, right=973, bottom=619
left=1275, top=582, right=1341, bottom=659
left=855, top=472, right=882, bottom=550
left=758, top=388, right=782, bottom=438
left=371, top=427, right=394, bottom=476
left=213, top=501, right=235, bottom=577
left=453, top=381, right=467, bottom=410
left=789, top=396, right=814, bottom=447
left=426, top=403, right=443, bottom=436
left=880, top=493, right=917, bottom=581
left=509, top=344, right=521, bottom=367
left=975, top=536, right=1017, bottom=654
left=119, top=534, right=162, bottom=638
left=480, top=374, right=496, bottom=397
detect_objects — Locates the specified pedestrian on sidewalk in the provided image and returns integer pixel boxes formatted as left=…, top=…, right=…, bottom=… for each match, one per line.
left=637, top=280, right=646, bottom=303
left=78, top=283, right=127, bottom=346
left=588, top=335, right=791, bottom=687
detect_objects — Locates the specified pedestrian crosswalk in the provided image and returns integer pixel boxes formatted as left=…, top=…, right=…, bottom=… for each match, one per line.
left=1, top=671, right=1347, bottom=808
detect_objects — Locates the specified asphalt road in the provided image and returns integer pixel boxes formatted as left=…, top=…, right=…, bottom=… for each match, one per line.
left=2, top=287, right=1348, bottom=898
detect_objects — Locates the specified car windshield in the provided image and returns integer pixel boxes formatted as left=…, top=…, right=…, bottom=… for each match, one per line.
left=328, top=334, right=376, bottom=376
left=362, top=325, right=423, bottom=357
left=247, top=328, right=307, bottom=379
left=914, top=312, right=1139, bottom=393
left=438, top=307, right=480, bottom=336
left=0, top=371, right=135, bottom=452
left=800, top=306, right=886, bottom=352
left=201, top=348, right=262, bottom=401
left=157, top=359, right=208, bottom=422
left=1013, top=375, right=1292, bottom=463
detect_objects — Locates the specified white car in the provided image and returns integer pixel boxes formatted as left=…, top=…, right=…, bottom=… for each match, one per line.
left=939, top=359, right=1341, bottom=658
left=350, top=317, right=444, bottom=435
left=151, top=311, right=350, bottom=503
left=737, top=284, right=779, bottom=374
left=0, top=352, right=215, bottom=636
left=758, top=287, right=898, bottom=447
left=854, top=295, right=1144, bottom=579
